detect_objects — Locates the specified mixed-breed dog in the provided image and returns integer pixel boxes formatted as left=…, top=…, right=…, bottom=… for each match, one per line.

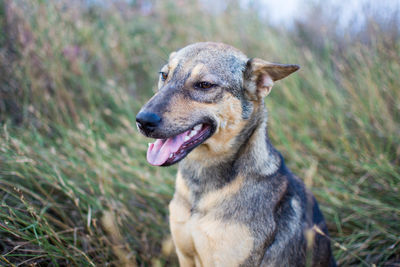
left=136, top=42, right=336, bottom=266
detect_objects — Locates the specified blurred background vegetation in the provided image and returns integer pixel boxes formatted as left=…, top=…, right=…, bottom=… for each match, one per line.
left=0, top=0, right=399, bottom=266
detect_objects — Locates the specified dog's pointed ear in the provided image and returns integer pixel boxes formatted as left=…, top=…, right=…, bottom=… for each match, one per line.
left=244, top=58, right=300, bottom=99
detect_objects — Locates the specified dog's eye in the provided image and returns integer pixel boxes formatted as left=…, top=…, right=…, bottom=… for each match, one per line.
left=159, top=72, right=168, bottom=81
left=195, top=81, right=215, bottom=90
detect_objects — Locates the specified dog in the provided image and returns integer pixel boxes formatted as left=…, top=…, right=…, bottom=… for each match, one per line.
left=136, top=42, right=336, bottom=267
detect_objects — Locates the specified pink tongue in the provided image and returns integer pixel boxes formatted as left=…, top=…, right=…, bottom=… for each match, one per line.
left=147, top=131, right=189, bottom=166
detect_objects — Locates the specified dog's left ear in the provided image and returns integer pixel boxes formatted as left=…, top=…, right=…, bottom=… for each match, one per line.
left=244, top=58, right=300, bottom=99
left=169, top=51, right=177, bottom=60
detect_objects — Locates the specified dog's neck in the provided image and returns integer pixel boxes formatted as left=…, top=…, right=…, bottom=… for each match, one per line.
left=179, top=103, right=281, bottom=200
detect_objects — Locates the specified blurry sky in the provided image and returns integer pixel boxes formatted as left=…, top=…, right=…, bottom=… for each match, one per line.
left=258, top=0, right=399, bottom=28
left=88, top=0, right=400, bottom=31
left=200, top=0, right=400, bottom=30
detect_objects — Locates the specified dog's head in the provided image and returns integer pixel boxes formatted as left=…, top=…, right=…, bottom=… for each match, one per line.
left=136, top=42, right=299, bottom=166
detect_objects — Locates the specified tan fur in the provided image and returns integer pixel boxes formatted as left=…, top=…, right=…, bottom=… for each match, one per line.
left=187, top=94, right=246, bottom=163
left=197, top=175, right=244, bottom=212
left=162, top=97, right=216, bottom=139
left=163, top=95, right=198, bottom=122
left=168, top=57, right=180, bottom=74
left=190, top=63, right=207, bottom=80
left=170, top=172, right=195, bottom=265
left=175, top=171, right=191, bottom=204
left=170, top=174, right=253, bottom=267
left=169, top=51, right=177, bottom=60
left=191, top=219, right=253, bottom=267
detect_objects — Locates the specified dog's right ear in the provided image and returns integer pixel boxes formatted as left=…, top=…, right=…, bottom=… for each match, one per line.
left=244, top=58, right=300, bottom=100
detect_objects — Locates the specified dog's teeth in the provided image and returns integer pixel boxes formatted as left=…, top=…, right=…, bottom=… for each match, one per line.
left=194, top=124, right=202, bottom=131
left=169, top=153, right=173, bottom=159
left=184, top=136, right=190, bottom=142
left=189, top=130, right=197, bottom=137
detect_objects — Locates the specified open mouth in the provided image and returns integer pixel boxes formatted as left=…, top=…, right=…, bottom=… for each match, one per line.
left=146, top=123, right=213, bottom=166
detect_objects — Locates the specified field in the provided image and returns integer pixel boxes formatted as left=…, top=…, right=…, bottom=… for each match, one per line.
left=0, top=0, right=399, bottom=266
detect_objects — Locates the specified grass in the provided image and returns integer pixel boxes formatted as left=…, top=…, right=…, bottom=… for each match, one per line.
left=0, top=0, right=399, bottom=266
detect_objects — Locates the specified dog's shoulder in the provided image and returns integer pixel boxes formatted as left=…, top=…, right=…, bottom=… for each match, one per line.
left=271, top=154, right=331, bottom=237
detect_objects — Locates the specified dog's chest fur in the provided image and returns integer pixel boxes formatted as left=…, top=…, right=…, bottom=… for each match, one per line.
left=169, top=171, right=255, bottom=267
left=169, top=162, right=292, bottom=267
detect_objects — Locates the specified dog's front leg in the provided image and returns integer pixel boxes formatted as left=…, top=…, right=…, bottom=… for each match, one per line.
left=175, top=248, right=196, bottom=267
left=169, top=192, right=198, bottom=266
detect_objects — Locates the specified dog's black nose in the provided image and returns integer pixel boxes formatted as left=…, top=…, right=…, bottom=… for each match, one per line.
left=136, top=111, right=161, bottom=133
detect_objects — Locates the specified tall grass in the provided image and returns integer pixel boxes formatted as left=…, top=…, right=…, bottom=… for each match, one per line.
left=0, top=0, right=399, bottom=266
